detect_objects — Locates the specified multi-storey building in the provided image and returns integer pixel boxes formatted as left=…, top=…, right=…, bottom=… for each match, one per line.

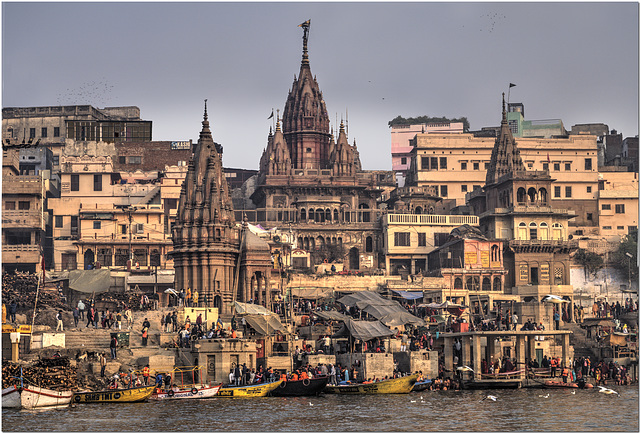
left=2, top=105, right=152, bottom=172
left=596, top=169, right=638, bottom=241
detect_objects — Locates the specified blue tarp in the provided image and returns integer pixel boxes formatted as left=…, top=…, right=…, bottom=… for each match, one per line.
left=391, top=290, right=424, bottom=300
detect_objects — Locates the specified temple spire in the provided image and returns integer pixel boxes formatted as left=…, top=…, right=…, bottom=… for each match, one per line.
left=299, top=20, right=310, bottom=66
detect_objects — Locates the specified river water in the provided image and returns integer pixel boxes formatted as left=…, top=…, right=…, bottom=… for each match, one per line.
left=3, top=386, right=638, bottom=431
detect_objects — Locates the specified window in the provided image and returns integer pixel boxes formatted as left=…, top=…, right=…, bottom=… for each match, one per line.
left=617, top=226, right=624, bottom=230
left=430, top=157, right=438, bottom=170
left=603, top=226, right=612, bottom=230
left=554, top=186, right=561, bottom=198
left=586, top=213, right=593, bottom=221
left=461, top=162, right=467, bottom=170
left=394, top=232, right=411, bottom=247
left=93, top=221, right=101, bottom=229
left=5, top=201, right=15, bottom=210
left=52, top=155, right=59, bottom=166
left=433, top=185, right=439, bottom=196
left=615, top=204, right=625, bottom=214
left=120, top=224, right=127, bottom=234
left=565, top=186, right=572, bottom=198
left=587, top=186, right=592, bottom=193
left=41, top=127, right=47, bottom=138
left=401, top=157, right=407, bottom=165
left=30, top=128, right=36, bottom=138
left=421, top=157, right=428, bottom=169
left=485, top=162, right=490, bottom=169
left=461, top=185, right=468, bottom=193
left=554, top=163, right=560, bottom=171
left=128, top=156, right=142, bottom=164
left=434, top=233, right=448, bottom=247
left=306, top=148, right=312, bottom=153
left=473, top=162, right=479, bottom=170
left=93, top=174, right=102, bottom=191
left=565, top=163, right=571, bottom=171
left=473, top=185, right=481, bottom=191
left=439, top=157, right=447, bottom=169
left=418, top=233, right=426, bottom=247
left=119, top=156, right=126, bottom=164
left=602, top=204, right=611, bottom=210
left=55, top=216, right=63, bottom=227
left=543, top=162, right=549, bottom=170
left=440, top=185, right=448, bottom=197
left=585, top=158, right=592, bottom=170
left=71, top=174, right=79, bottom=191
left=18, top=201, right=30, bottom=210
left=53, top=127, right=60, bottom=137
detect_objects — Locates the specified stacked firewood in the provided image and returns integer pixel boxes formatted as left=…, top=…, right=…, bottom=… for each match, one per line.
left=2, top=271, right=69, bottom=311
left=95, top=291, right=145, bottom=310
left=2, top=357, right=77, bottom=390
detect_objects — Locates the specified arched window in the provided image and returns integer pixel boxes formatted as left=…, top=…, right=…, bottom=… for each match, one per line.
left=300, top=208, right=306, bottom=221
left=465, top=276, right=479, bottom=290
left=317, top=236, right=325, bottom=248
left=491, top=244, right=500, bottom=262
left=414, top=206, right=423, bottom=215
left=493, top=276, right=502, bottom=291
left=325, top=208, right=331, bottom=222
left=552, top=223, right=564, bottom=240
left=529, top=222, right=538, bottom=240
left=518, top=222, right=527, bottom=240
left=554, top=265, right=564, bottom=285
left=454, top=278, right=463, bottom=289
left=482, top=277, right=491, bottom=291
left=333, top=209, right=339, bottom=222
left=517, top=187, right=526, bottom=204
left=365, top=236, right=373, bottom=252
left=527, top=187, right=537, bottom=203
left=539, top=222, right=549, bottom=240
left=308, top=208, right=315, bottom=221
left=358, top=203, right=370, bottom=223
left=297, top=237, right=303, bottom=249
left=539, top=188, right=548, bottom=204
left=303, top=237, right=309, bottom=250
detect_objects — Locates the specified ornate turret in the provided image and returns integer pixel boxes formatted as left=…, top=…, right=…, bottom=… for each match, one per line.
left=485, top=93, right=526, bottom=185
left=281, top=20, right=331, bottom=170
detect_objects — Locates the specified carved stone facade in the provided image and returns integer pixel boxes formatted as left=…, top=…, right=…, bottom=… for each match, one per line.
left=172, top=103, right=272, bottom=316
left=248, top=22, right=395, bottom=270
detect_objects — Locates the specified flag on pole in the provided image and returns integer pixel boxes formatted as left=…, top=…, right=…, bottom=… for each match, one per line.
left=509, top=83, right=516, bottom=88
left=268, top=109, right=274, bottom=119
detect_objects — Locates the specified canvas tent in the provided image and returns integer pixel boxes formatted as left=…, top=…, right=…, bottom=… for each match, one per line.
left=233, top=301, right=276, bottom=316
left=332, top=319, right=395, bottom=341
left=68, top=269, right=111, bottom=293
left=315, top=310, right=352, bottom=323
left=244, top=314, right=287, bottom=335
left=337, top=291, right=397, bottom=309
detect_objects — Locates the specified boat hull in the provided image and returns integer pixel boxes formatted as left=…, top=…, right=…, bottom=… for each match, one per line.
left=21, top=386, right=73, bottom=410
left=544, top=380, right=593, bottom=389
left=269, top=376, right=329, bottom=397
left=73, top=386, right=156, bottom=404
left=149, top=384, right=221, bottom=400
left=324, top=374, right=418, bottom=395
left=2, top=385, right=21, bottom=408
left=215, top=380, right=283, bottom=398
left=411, top=380, right=432, bottom=392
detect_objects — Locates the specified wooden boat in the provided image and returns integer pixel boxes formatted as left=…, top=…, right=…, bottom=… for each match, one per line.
left=150, top=384, right=222, bottom=400
left=324, top=373, right=418, bottom=395
left=21, top=385, right=74, bottom=409
left=544, top=380, right=593, bottom=389
left=72, top=385, right=155, bottom=404
left=2, top=385, right=21, bottom=408
left=269, top=376, right=329, bottom=397
left=215, top=380, right=283, bottom=398
left=411, top=379, right=432, bottom=392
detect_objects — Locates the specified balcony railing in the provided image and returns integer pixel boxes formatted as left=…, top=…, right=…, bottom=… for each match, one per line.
left=387, top=213, right=479, bottom=226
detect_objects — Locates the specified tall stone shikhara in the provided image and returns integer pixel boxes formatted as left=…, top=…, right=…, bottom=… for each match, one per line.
left=172, top=102, right=272, bottom=315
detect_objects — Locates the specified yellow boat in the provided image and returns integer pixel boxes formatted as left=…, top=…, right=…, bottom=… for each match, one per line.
left=215, top=380, right=283, bottom=398
left=324, top=373, right=419, bottom=395
left=72, top=385, right=156, bottom=404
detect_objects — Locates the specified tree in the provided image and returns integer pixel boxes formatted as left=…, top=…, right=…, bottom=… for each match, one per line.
left=313, top=243, right=346, bottom=265
left=388, top=115, right=470, bottom=132
left=609, top=230, right=638, bottom=284
left=573, top=249, right=604, bottom=280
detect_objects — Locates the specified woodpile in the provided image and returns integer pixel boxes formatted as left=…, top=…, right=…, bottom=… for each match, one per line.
left=2, top=271, right=70, bottom=312
left=2, top=357, right=78, bottom=390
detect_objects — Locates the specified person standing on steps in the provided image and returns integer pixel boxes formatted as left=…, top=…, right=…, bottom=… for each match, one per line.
left=141, top=317, right=151, bottom=346
left=100, top=352, right=107, bottom=377
left=110, top=335, right=118, bottom=359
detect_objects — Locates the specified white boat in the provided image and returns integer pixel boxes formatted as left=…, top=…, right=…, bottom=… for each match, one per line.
left=149, top=384, right=222, bottom=400
left=20, top=385, right=73, bottom=410
left=2, top=385, right=21, bottom=408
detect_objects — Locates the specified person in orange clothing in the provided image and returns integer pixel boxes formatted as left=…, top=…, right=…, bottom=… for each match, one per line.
left=291, top=371, right=299, bottom=381
left=299, top=370, right=309, bottom=380
left=280, top=372, right=287, bottom=381
left=231, top=328, right=237, bottom=339
left=142, top=365, right=150, bottom=386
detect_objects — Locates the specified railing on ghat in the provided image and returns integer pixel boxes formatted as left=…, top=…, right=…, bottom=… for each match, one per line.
left=386, top=213, right=479, bottom=226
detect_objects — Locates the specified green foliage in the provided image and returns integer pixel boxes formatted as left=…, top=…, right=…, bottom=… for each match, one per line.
left=313, top=243, right=345, bottom=265
left=609, top=230, right=638, bottom=283
left=388, top=115, right=471, bottom=132
left=574, top=249, right=604, bottom=279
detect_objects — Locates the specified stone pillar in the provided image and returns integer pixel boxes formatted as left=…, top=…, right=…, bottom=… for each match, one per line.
left=444, top=337, right=453, bottom=378
left=516, top=335, right=526, bottom=379
left=472, top=334, right=482, bottom=380
left=385, top=255, right=391, bottom=276
left=411, top=259, right=416, bottom=275
left=462, top=336, right=471, bottom=367
left=562, top=333, right=570, bottom=368
left=528, top=334, right=536, bottom=365
left=257, top=275, right=263, bottom=306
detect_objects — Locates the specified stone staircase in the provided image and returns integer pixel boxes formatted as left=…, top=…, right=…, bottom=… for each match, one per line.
left=564, top=322, right=599, bottom=359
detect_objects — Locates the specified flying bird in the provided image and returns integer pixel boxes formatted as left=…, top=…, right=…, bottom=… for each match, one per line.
left=481, top=395, right=497, bottom=401
left=598, top=386, right=620, bottom=396
left=539, top=394, right=550, bottom=398
left=457, top=366, right=474, bottom=372
left=570, top=390, right=576, bottom=395
left=309, top=402, right=314, bottom=406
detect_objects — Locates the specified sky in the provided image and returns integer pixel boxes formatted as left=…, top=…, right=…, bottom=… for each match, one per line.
left=2, top=2, right=638, bottom=170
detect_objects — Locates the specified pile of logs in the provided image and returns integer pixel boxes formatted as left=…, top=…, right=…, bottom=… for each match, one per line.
left=2, top=271, right=70, bottom=312
left=2, top=357, right=77, bottom=390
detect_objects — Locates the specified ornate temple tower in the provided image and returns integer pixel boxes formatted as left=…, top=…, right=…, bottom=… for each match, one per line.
left=172, top=102, right=272, bottom=315
left=281, top=20, right=332, bottom=170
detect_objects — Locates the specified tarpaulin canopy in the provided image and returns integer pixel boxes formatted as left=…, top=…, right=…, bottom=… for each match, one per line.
left=68, top=269, right=111, bottom=293
left=337, top=291, right=396, bottom=309
left=315, top=310, right=352, bottom=322
left=391, top=290, right=424, bottom=300
left=378, top=311, right=426, bottom=328
left=362, top=303, right=407, bottom=319
left=244, top=314, right=287, bottom=335
left=332, top=320, right=395, bottom=341
left=233, top=301, right=276, bottom=316
left=290, top=287, right=334, bottom=299
left=418, top=301, right=465, bottom=309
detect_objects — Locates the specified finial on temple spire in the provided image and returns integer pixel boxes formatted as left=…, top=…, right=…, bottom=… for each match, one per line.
left=298, top=19, right=311, bottom=65
left=204, top=99, right=208, bottom=121
left=502, top=92, right=507, bottom=123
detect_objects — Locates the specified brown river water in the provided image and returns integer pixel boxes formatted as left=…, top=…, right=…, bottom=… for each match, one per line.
left=3, top=386, right=638, bottom=431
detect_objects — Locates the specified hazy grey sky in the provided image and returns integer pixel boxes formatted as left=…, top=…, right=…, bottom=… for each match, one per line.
left=3, top=2, right=638, bottom=170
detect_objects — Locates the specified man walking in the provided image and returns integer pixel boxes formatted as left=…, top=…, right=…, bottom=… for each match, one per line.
left=56, top=310, right=64, bottom=332
left=100, top=352, right=107, bottom=377
left=77, top=299, right=85, bottom=320
left=73, top=307, right=80, bottom=327
left=110, top=335, right=118, bottom=359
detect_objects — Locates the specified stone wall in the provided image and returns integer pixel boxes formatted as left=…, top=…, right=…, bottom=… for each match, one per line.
left=337, top=352, right=394, bottom=380
left=393, top=350, right=438, bottom=378
left=182, top=339, right=257, bottom=385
